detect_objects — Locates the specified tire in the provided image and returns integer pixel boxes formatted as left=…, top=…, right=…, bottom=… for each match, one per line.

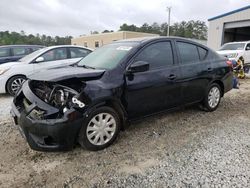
left=6, top=75, right=26, bottom=96
left=78, top=106, right=121, bottom=151
left=201, top=83, right=222, bottom=112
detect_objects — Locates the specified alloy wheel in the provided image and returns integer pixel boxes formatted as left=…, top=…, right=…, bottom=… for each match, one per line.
left=11, top=78, right=26, bottom=94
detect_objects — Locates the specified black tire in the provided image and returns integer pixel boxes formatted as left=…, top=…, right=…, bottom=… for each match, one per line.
left=78, top=106, right=121, bottom=151
left=6, top=75, right=26, bottom=96
left=201, top=83, right=222, bottom=112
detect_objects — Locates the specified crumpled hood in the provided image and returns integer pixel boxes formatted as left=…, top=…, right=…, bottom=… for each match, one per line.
left=28, top=66, right=105, bottom=82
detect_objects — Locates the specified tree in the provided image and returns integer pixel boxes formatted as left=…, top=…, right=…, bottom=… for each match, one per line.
left=118, top=20, right=208, bottom=40
left=119, top=23, right=139, bottom=32
left=0, top=31, right=73, bottom=46
left=91, top=31, right=99, bottom=34
left=102, top=30, right=114, bottom=33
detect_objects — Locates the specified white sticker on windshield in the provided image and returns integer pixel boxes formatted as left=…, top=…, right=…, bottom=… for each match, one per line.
left=116, top=46, right=133, bottom=51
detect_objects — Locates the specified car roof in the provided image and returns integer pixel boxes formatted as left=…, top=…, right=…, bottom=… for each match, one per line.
left=0, top=44, right=44, bottom=48
left=117, top=36, right=197, bottom=42
left=45, top=45, right=93, bottom=51
left=115, top=36, right=208, bottom=49
left=0, top=44, right=93, bottom=51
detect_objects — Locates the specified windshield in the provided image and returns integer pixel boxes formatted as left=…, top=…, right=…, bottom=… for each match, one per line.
left=19, top=47, right=48, bottom=62
left=219, top=43, right=245, bottom=51
left=77, top=42, right=138, bottom=70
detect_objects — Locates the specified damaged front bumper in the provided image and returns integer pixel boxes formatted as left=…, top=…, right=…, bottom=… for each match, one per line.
left=11, top=81, right=84, bottom=151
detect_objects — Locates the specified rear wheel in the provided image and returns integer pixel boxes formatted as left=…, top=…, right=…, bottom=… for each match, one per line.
left=6, top=75, right=26, bottom=96
left=78, top=106, right=120, bottom=151
left=201, top=83, right=221, bottom=112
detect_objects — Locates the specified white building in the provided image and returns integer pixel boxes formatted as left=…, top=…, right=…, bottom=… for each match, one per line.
left=208, top=5, right=250, bottom=50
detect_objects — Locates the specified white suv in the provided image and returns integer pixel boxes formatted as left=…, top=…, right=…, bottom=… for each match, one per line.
left=217, top=41, right=250, bottom=66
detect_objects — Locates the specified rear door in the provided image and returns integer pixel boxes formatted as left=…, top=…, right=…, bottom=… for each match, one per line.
left=69, top=47, right=91, bottom=63
left=176, top=41, right=210, bottom=104
left=0, top=47, right=11, bottom=64
left=12, top=46, right=31, bottom=61
left=125, top=40, right=182, bottom=118
left=33, top=47, right=70, bottom=72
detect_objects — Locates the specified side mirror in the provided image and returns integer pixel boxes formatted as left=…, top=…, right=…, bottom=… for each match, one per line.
left=246, top=46, right=250, bottom=51
left=35, top=56, right=44, bottom=63
left=127, top=61, right=149, bottom=74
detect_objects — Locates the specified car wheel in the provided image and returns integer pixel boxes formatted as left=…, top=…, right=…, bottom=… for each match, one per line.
left=6, top=75, right=26, bottom=96
left=201, top=83, right=221, bottom=112
left=78, top=106, right=120, bottom=151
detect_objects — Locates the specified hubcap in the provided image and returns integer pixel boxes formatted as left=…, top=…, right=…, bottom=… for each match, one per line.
left=208, top=87, right=220, bottom=108
left=86, top=113, right=116, bottom=146
left=11, top=78, right=26, bottom=94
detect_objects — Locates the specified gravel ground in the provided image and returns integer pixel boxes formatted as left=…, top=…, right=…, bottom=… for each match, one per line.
left=0, top=79, right=249, bottom=188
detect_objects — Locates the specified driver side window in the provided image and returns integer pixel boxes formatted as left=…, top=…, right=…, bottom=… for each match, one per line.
left=40, top=48, right=67, bottom=62
left=134, top=41, right=174, bottom=70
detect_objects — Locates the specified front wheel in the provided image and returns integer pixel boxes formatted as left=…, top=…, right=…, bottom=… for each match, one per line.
left=201, top=83, right=222, bottom=112
left=78, top=106, right=121, bottom=151
left=6, top=75, right=26, bottom=96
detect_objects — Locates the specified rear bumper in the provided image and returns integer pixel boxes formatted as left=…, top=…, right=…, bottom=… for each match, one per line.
left=11, top=81, right=84, bottom=151
left=223, top=71, right=233, bottom=93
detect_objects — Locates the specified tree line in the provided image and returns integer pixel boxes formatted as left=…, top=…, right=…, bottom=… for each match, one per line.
left=0, top=31, right=72, bottom=46
left=0, top=20, right=207, bottom=46
left=119, top=20, right=207, bottom=40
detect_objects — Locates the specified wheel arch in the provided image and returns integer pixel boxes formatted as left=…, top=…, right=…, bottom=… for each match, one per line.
left=5, top=74, right=27, bottom=93
left=211, top=80, right=224, bottom=97
left=85, top=98, right=128, bottom=130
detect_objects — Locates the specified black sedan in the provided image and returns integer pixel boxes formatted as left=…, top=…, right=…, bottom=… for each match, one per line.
left=11, top=37, right=233, bottom=151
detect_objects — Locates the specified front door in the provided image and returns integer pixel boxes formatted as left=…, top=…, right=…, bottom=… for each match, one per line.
left=125, top=41, right=182, bottom=119
left=32, top=47, right=72, bottom=72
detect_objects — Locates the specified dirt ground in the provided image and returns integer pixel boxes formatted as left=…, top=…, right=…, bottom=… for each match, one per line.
left=0, top=79, right=249, bottom=188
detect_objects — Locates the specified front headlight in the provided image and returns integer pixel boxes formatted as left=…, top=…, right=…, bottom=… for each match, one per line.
left=227, top=53, right=238, bottom=58
left=50, top=86, right=78, bottom=108
left=0, top=68, right=10, bottom=75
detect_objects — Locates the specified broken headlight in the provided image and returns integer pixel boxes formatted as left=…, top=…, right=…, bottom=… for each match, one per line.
left=31, top=80, right=88, bottom=112
left=48, top=85, right=79, bottom=109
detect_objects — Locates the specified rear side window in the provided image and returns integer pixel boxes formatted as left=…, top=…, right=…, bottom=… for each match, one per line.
left=70, top=48, right=91, bottom=58
left=177, top=42, right=200, bottom=64
left=31, top=47, right=42, bottom=52
left=13, top=47, right=30, bottom=56
left=0, top=48, right=10, bottom=57
left=134, top=41, right=174, bottom=70
left=198, top=47, right=208, bottom=60
left=40, top=48, right=67, bottom=61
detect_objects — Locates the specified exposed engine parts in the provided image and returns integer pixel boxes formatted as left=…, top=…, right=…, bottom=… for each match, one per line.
left=30, top=80, right=84, bottom=110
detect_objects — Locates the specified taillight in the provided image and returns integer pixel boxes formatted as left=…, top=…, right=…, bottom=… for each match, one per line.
left=226, top=60, right=233, bottom=71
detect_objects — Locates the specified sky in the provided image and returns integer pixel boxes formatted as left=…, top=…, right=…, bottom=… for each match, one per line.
left=0, top=0, right=249, bottom=37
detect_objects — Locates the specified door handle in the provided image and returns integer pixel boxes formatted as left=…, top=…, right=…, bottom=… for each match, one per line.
left=168, top=74, right=177, bottom=80
left=207, top=68, right=213, bottom=72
